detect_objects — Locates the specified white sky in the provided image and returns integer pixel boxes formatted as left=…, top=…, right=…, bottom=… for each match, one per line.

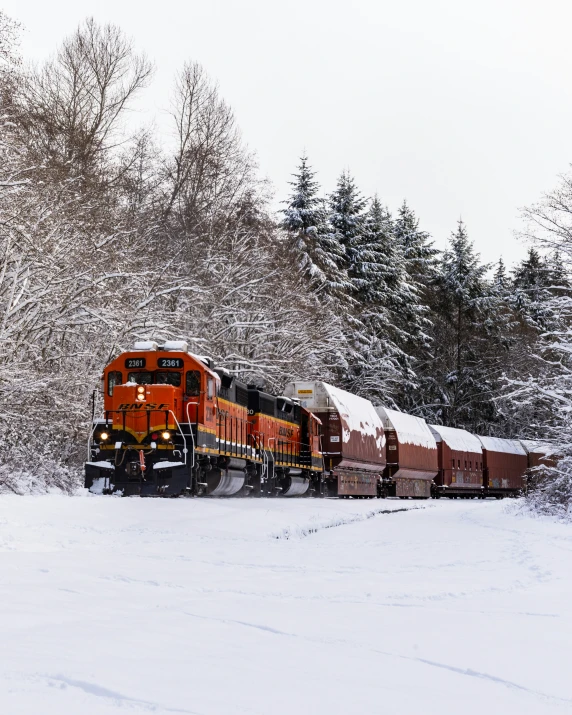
left=6, top=0, right=572, bottom=267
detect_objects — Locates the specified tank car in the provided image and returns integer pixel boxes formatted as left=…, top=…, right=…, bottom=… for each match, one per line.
left=283, top=381, right=386, bottom=497
left=85, top=341, right=323, bottom=497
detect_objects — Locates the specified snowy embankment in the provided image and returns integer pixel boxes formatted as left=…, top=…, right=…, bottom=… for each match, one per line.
left=0, top=496, right=571, bottom=715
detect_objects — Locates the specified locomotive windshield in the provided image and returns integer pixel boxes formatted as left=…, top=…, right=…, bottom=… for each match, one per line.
left=127, top=371, right=181, bottom=387
left=156, top=372, right=182, bottom=386
left=128, top=371, right=153, bottom=384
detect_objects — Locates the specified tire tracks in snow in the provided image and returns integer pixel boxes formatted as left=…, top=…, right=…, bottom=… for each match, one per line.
left=42, top=674, right=202, bottom=714
left=183, top=610, right=572, bottom=707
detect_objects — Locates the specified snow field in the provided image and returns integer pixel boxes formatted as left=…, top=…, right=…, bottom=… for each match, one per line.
left=0, top=496, right=571, bottom=714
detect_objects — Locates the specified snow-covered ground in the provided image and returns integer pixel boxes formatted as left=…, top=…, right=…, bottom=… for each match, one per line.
left=0, top=495, right=571, bottom=715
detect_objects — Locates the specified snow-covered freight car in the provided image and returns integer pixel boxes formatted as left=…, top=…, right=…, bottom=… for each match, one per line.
left=375, top=408, right=438, bottom=498
left=520, top=440, right=558, bottom=470
left=283, top=381, right=386, bottom=497
left=429, top=425, right=484, bottom=498
left=477, top=436, right=528, bottom=496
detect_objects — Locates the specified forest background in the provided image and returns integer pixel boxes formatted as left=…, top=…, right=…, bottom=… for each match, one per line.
left=1, top=14, right=571, bottom=512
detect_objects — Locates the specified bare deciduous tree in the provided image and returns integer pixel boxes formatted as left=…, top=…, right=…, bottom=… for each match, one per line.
left=18, top=18, right=152, bottom=183
left=163, top=61, right=259, bottom=230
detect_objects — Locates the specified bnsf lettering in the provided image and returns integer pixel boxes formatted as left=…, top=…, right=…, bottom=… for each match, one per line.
left=279, top=426, right=294, bottom=438
left=117, top=403, right=170, bottom=410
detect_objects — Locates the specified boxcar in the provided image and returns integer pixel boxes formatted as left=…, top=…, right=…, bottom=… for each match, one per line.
left=284, top=381, right=386, bottom=497
left=429, top=425, right=484, bottom=498
left=376, top=408, right=438, bottom=498
left=477, top=436, right=528, bottom=496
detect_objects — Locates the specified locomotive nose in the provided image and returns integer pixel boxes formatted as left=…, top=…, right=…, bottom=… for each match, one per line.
left=112, top=384, right=180, bottom=440
left=114, top=385, right=174, bottom=411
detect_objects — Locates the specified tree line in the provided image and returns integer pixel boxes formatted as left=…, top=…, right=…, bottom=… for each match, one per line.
left=0, top=13, right=570, bottom=505
left=282, top=157, right=570, bottom=433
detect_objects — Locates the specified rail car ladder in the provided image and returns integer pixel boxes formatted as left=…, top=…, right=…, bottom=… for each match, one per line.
left=251, top=434, right=272, bottom=492
left=260, top=446, right=269, bottom=482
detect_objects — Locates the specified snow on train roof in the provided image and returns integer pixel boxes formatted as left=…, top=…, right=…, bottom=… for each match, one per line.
left=376, top=407, right=437, bottom=450
left=477, top=436, right=527, bottom=456
left=283, top=381, right=384, bottom=447
left=429, top=425, right=482, bottom=454
left=519, top=439, right=554, bottom=456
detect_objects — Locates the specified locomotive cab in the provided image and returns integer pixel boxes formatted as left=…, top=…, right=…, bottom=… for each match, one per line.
left=86, top=341, right=220, bottom=496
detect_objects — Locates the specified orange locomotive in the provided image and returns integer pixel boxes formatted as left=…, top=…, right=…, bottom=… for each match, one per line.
left=85, top=341, right=324, bottom=497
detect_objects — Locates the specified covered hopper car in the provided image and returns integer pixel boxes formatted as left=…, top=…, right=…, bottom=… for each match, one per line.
left=520, top=440, right=558, bottom=471
left=477, top=436, right=528, bottom=497
left=430, top=425, right=484, bottom=498
left=520, top=440, right=559, bottom=493
left=375, top=408, right=438, bottom=498
left=283, top=381, right=386, bottom=497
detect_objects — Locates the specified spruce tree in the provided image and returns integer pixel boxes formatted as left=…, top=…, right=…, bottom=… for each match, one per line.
left=381, top=201, right=436, bottom=411
left=282, top=154, right=321, bottom=236
left=328, top=171, right=367, bottom=260
left=511, top=248, right=554, bottom=330
left=281, top=156, right=347, bottom=298
left=427, top=220, right=499, bottom=429
left=490, top=258, right=514, bottom=351
left=493, top=257, right=508, bottom=293
left=343, top=197, right=402, bottom=402
left=394, top=200, right=438, bottom=283
left=352, top=197, right=400, bottom=305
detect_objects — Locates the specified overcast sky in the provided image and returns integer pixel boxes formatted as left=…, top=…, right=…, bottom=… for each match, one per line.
left=6, top=0, right=572, bottom=267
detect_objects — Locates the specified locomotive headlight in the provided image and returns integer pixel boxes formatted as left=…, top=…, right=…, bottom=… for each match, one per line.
left=162, top=431, right=171, bottom=440
left=100, top=432, right=109, bottom=441
left=136, top=394, right=145, bottom=401
left=137, top=386, right=145, bottom=394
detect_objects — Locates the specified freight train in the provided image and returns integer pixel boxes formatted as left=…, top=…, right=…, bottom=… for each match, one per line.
left=85, top=341, right=553, bottom=498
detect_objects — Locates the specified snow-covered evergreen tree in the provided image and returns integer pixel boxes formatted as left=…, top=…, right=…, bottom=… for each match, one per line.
left=511, top=248, right=555, bottom=330
left=424, top=221, right=502, bottom=429
left=282, top=154, right=322, bottom=235
left=343, top=198, right=402, bottom=401
left=351, top=197, right=400, bottom=305
left=282, top=157, right=348, bottom=298
left=493, top=257, right=508, bottom=292
left=375, top=201, right=434, bottom=411
left=394, top=201, right=438, bottom=284
left=328, top=171, right=367, bottom=257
